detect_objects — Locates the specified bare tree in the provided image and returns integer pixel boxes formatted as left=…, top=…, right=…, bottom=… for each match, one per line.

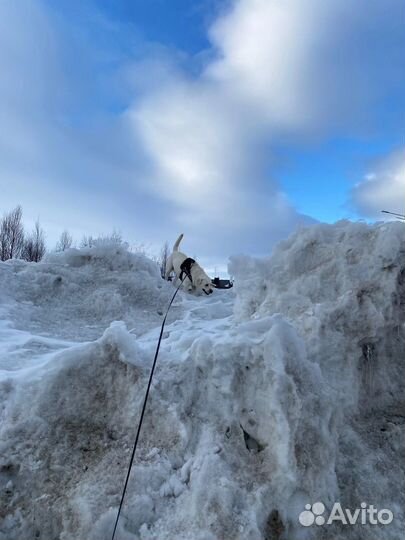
left=80, top=231, right=122, bottom=248
left=159, top=241, right=170, bottom=279
left=0, top=205, right=25, bottom=261
left=22, top=220, right=46, bottom=262
left=108, top=230, right=122, bottom=245
left=55, top=230, right=73, bottom=252
left=80, top=235, right=95, bottom=248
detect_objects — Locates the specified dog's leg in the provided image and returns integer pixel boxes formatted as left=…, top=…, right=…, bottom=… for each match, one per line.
left=184, top=276, right=194, bottom=292
left=165, top=255, right=174, bottom=280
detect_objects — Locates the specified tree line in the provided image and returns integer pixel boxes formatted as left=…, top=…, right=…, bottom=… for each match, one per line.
left=1, top=206, right=170, bottom=276
left=0, top=206, right=46, bottom=262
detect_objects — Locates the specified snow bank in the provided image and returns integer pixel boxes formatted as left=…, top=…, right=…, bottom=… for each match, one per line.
left=0, top=322, right=148, bottom=540
left=0, top=222, right=404, bottom=540
left=226, top=220, right=405, bottom=538
left=229, top=220, right=405, bottom=413
left=0, top=244, right=176, bottom=342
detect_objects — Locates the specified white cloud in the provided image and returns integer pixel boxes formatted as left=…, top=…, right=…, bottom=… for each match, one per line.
left=132, top=82, right=238, bottom=213
left=351, top=149, right=405, bottom=218
left=207, top=0, right=403, bottom=132
left=207, top=0, right=320, bottom=130
left=131, top=0, right=403, bottom=254
left=132, top=73, right=313, bottom=254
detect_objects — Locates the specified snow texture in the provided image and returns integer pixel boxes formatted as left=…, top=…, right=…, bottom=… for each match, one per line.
left=0, top=222, right=404, bottom=540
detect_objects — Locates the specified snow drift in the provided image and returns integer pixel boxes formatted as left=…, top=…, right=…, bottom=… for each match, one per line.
left=0, top=243, right=177, bottom=343
left=0, top=222, right=404, bottom=540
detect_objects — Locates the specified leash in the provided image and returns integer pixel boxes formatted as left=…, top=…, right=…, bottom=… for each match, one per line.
left=111, top=276, right=186, bottom=540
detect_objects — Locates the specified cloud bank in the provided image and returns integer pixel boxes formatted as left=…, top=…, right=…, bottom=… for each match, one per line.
left=0, top=0, right=403, bottom=262
left=130, top=0, right=404, bottom=255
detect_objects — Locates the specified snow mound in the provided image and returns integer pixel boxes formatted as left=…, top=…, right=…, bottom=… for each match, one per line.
left=0, top=222, right=404, bottom=540
left=230, top=220, right=405, bottom=413
left=0, top=322, right=147, bottom=540
left=0, top=244, right=177, bottom=343
left=46, top=243, right=152, bottom=273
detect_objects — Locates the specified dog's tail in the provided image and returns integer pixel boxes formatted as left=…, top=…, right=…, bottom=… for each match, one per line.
left=173, top=233, right=184, bottom=252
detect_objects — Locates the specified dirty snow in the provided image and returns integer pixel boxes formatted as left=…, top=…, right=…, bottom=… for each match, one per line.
left=0, top=221, right=404, bottom=540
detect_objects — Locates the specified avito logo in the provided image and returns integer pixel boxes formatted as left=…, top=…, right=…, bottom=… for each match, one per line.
left=299, top=502, right=393, bottom=527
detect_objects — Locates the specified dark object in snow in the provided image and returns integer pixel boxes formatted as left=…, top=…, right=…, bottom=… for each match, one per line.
left=264, top=509, right=285, bottom=540
left=240, top=424, right=265, bottom=453
left=211, top=277, right=233, bottom=289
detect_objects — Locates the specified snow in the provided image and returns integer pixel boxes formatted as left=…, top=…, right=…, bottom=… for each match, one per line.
left=0, top=221, right=404, bottom=540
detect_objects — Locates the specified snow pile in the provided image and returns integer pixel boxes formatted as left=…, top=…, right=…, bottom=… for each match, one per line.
left=0, top=244, right=176, bottom=343
left=227, top=221, right=405, bottom=538
left=0, top=222, right=404, bottom=540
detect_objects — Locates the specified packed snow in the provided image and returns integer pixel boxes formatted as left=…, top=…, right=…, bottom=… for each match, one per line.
left=0, top=221, right=404, bottom=540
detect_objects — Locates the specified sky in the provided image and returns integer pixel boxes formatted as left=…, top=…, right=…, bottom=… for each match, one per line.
left=0, top=0, right=404, bottom=270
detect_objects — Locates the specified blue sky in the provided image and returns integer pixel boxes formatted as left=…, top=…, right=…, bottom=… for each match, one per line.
left=0, top=0, right=404, bottom=268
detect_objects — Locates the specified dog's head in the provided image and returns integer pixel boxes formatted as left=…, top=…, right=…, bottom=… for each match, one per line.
left=196, top=276, right=214, bottom=295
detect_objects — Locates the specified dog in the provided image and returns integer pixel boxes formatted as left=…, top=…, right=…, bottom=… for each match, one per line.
left=165, top=234, right=214, bottom=295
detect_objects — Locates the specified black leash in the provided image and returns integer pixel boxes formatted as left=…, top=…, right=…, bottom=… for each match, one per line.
left=111, top=276, right=186, bottom=540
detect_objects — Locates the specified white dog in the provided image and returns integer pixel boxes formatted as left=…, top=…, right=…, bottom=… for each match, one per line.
left=165, top=234, right=214, bottom=295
